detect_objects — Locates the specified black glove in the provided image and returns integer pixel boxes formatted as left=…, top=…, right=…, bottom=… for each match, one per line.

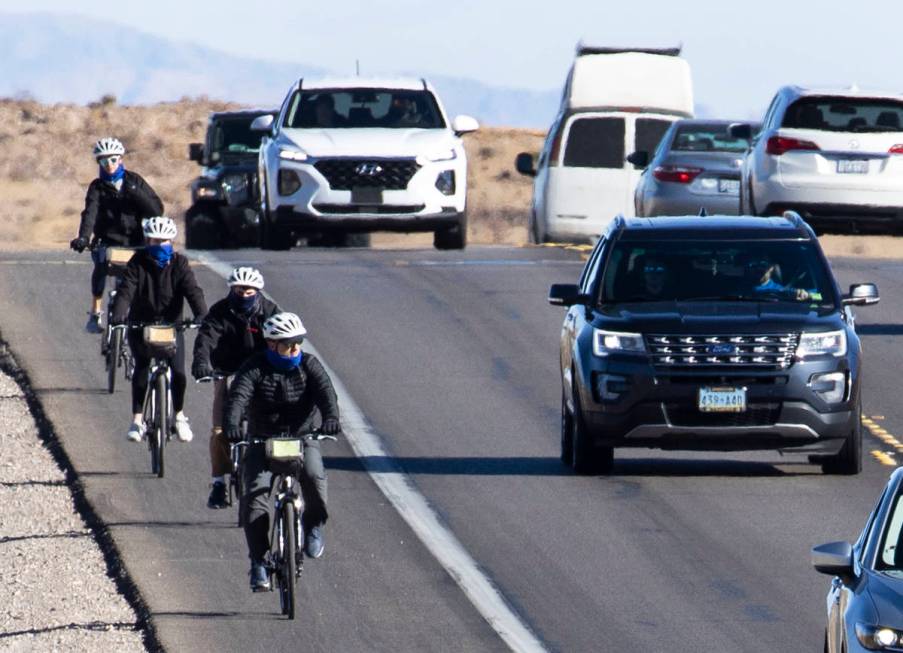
left=69, top=237, right=88, bottom=253
left=320, top=417, right=341, bottom=435
left=192, top=362, right=214, bottom=380
left=224, top=426, right=243, bottom=443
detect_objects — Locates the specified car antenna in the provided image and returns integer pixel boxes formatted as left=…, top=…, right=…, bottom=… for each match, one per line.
left=698, top=207, right=708, bottom=217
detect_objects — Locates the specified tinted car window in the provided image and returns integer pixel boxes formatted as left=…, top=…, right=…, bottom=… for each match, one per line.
left=599, top=240, right=835, bottom=305
left=563, top=117, right=625, bottom=168
left=782, top=97, right=903, bottom=133
left=284, top=89, right=445, bottom=129
left=671, top=124, right=751, bottom=153
left=635, top=118, right=672, bottom=157
left=879, top=491, right=903, bottom=570
left=209, top=118, right=265, bottom=162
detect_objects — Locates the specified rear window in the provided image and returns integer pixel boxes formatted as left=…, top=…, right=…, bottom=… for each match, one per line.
left=563, top=117, right=625, bottom=168
left=782, top=97, right=903, bottom=133
left=671, top=123, right=751, bottom=153
left=635, top=119, right=672, bottom=157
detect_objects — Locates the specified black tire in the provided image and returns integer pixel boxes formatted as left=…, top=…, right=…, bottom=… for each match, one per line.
left=155, top=372, right=168, bottom=479
left=434, top=212, right=467, bottom=250
left=280, top=502, right=297, bottom=619
left=107, top=328, right=122, bottom=394
left=260, top=215, right=291, bottom=251
left=344, top=233, right=371, bottom=248
left=185, top=208, right=222, bottom=250
left=822, top=402, right=862, bottom=475
left=571, top=389, right=614, bottom=475
left=560, top=390, right=573, bottom=464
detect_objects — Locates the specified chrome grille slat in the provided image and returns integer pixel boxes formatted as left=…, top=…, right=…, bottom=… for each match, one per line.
left=645, top=333, right=799, bottom=370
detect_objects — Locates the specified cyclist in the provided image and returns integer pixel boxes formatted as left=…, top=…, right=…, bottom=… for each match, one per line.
left=70, top=138, right=164, bottom=334
left=191, top=267, right=280, bottom=509
left=111, top=216, right=208, bottom=443
left=223, top=312, right=340, bottom=592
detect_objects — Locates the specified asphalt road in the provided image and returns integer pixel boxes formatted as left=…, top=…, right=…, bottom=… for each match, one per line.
left=0, top=246, right=900, bottom=653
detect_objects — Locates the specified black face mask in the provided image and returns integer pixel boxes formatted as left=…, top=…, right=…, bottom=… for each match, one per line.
left=228, top=291, right=259, bottom=315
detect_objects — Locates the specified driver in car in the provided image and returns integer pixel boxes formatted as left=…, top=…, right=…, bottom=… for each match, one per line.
left=746, top=256, right=819, bottom=301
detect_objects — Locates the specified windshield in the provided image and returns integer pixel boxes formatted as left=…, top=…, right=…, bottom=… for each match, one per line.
left=879, top=492, right=903, bottom=571
left=671, top=123, right=751, bottom=153
left=782, top=97, right=903, bottom=133
left=209, top=117, right=266, bottom=161
left=283, top=89, right=445, bottom=129
left=599, top=240, right=835, bottom=306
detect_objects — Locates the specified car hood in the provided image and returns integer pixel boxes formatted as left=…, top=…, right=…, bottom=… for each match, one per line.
left=278, top=128, right=457, bottom=158
left=867, top=571, right=903, bottom=627
left=595, top=301, right=841, bottom=333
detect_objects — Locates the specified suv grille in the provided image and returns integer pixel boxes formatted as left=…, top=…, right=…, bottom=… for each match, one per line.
left=314, top=159, right=420, bottom=190
left=665, top=402, right=781, bottom=427
left=646, top=334, right=799, bottom=370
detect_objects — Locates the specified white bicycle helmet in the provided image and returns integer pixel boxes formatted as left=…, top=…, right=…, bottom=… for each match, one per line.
left=93, top=137, right=125, bottom=159
left=227, top=267, right=265, bottom=290
left=142, top=216, right=178, bottom=240
left=263, top=312, right=307, bottom=341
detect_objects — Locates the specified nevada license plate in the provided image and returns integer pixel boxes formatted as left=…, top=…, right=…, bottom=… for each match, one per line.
left=698, top=387, right=747, bottom=413
left=837, top=159, right=869, bottom=174
left=718, top=178, right=740, bottom=194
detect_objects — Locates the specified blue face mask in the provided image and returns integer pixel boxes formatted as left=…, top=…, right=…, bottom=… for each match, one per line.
left=266, top=347, right=303, bottom=371
left=99, top=163, right=125, bottom=183
left=146, top=243, right=173, bottom=268
left=228, top=291, right=259, bottom=315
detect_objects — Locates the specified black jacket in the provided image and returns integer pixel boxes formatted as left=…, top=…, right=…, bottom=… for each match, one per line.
left=78, top=170, right=164, bottom=246
left=224, top=351, right=339, bottom=437
left=111, top=250, right=207, bottom=324
left=192, top=295, right=280, bottom=375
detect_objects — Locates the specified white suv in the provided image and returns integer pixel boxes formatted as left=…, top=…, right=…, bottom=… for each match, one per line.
left=733, top=85, right=903, bottom=232
left=251, top=77, right=479, bottom=249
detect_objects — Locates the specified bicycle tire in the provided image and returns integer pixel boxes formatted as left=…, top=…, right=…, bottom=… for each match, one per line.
left=107, top=328, right=122, bottom=394
left=281, top=501, right=297, bottom=619
left=155, top=371, right=168, bottom=479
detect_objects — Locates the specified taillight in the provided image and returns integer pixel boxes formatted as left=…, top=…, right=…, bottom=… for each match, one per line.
left=653, top=165, right=703, bottom=183
left=889, top=144, right=903, bottom=154
left=766, top=136, right=819, bottom=156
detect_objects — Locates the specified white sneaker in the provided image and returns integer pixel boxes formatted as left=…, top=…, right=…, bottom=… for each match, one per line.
left=174, top=414, right=193, bottom=443
left=126, top=421, right=145, bottom=443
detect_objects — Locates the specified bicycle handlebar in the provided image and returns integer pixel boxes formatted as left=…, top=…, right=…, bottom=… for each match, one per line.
left=111, top=320, right=201, bottom=332
left=195, top=373, right=228, bottom=384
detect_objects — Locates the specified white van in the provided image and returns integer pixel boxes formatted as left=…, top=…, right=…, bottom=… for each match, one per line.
left=516, top=45, right=694, bottom=243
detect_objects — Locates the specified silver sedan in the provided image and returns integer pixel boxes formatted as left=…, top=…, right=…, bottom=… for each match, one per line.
left=813, top=466, right=903, bottom=652
left=629, top=119, right=756, bottom=216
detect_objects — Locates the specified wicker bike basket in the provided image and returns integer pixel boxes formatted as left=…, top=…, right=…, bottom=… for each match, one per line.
left=265, top=437, right=304, bottom=476
left=143, top=325, right=177, bottom=357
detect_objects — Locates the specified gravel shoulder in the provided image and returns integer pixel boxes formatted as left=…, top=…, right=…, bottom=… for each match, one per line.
left=0, top=362, right=148, bottom=652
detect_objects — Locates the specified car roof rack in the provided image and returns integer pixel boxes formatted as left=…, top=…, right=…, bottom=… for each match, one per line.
left=782, top=210, right=812, bottom=238
left=298, top=78, right=303, bottom=90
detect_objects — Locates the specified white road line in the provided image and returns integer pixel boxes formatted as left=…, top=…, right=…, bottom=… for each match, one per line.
left=192, top=252, right=547, bottom=653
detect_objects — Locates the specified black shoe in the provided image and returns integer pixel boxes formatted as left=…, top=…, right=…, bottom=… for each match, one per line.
left=85, top=312, right=102, bottom=334
left=250, top=560, right=270, bottom=592
left=207, top=481, right=228, bottom=509
left=304, top=526, right=324, bottom=559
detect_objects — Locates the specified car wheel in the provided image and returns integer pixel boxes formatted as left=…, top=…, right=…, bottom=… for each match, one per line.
left=822, top=399, right=862, bottom=475
left=560, top=389, right=574, bottom=464
left=434, top=212, right=467, bottom=250
left=571, top=388, right=614, bottom=475
left=185, top=207, right=222, bottom=250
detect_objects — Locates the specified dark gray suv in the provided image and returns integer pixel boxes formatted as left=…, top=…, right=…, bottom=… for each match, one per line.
left=550, top=212, right=879, bottom=475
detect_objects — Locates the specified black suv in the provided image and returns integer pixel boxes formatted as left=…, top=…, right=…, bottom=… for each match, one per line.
left=550, top=213, right=880, bottom=475
left=185, top=109, right=276, bottom=248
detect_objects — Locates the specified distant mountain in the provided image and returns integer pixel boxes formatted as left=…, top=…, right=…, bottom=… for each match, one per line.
left=0, top=12, right=561, bottom=128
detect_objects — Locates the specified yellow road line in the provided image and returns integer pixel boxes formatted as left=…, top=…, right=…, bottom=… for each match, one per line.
left=871, top=450, right=897, bottom=466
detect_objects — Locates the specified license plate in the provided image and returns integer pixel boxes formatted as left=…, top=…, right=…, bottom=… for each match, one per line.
left=837, top=159, right=869, bottom=174
left=718, top=178, right=740, bottom=194
left=698, top=387, right=747, bottom=413
left=351, top=187, right=383, bottom=204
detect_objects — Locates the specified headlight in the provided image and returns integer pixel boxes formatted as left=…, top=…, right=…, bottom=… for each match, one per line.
left=856, top=623, right=903, bottom=650
left=797, top=330, right=847, bottom=358
left=279, top=147, right=308, bottom=162
left=593, top=329, right=645, bottom=356
left=417, top=149, right=457, bottom=164
left=223, top=174, right=248, bottom=194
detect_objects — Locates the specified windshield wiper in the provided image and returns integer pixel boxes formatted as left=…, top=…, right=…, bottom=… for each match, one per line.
left=679, top=294, right=783, bottom=303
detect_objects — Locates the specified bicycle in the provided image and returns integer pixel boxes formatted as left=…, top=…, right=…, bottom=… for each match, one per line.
left=113, top=320, right=200, bottom=478
left=91, top=243, right=136, bottom=394
left=232, top=431, right=337, bottom=619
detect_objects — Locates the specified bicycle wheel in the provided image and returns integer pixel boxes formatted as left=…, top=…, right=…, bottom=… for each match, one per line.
left=107, top=328, right=122, bottom=394
left=232, top=469, right=244, bottom=527
left=279, top=502, right=297, bottom=619
left=155, top=371, right=168, bottom=479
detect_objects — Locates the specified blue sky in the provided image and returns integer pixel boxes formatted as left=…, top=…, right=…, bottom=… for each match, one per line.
left=3, top=0, right=901, bottom=120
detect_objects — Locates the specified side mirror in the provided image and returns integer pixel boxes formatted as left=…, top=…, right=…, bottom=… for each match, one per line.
left=842, top=283, right=880, bottom=306
left=452, top=114, right=480, bottom=135
left=250, top=114, right=275, bottom=133
left=515, top=152, right=537, bottom=177
left=728, top=123, right=753, bottom=140
left=811, top=541, right=854, bottom=579
left=188, top=143, right=204, bottom=164
left=626, top=151, right=649, bottom=168
left=549, top=283, right=588, bottom=307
